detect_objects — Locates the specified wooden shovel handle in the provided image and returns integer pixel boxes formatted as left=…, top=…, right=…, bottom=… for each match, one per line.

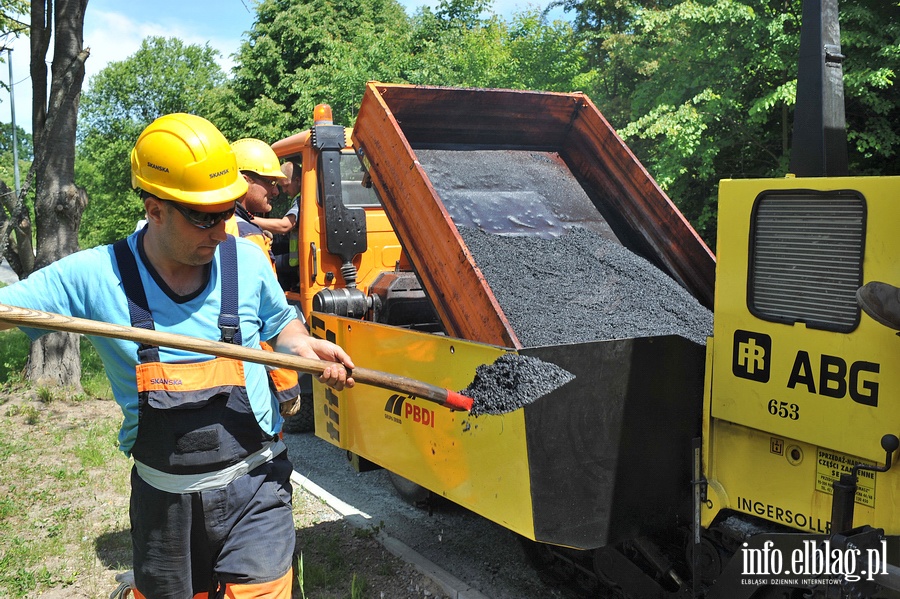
left=0, top=303, right=472, bottom=411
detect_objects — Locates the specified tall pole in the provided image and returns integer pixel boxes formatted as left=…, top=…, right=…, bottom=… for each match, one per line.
left=788, top=0, right=848, bottom=177
left=7, top=47, right=19, bottom=196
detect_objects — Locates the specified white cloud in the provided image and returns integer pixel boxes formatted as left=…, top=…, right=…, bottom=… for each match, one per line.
left=82, top=9, right=241, bottom=86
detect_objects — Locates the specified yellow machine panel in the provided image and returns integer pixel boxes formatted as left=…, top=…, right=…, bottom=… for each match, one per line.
left=308, top=312, right=537, bottom=539
left=310, top=311, right=707, bottom=552
left=705, top=175, right=900, bottom=534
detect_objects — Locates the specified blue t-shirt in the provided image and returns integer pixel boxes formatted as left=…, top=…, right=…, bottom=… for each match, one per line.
left=0, top=232, right=297, bottom=455
left=285, top=197, right=299, bottom=220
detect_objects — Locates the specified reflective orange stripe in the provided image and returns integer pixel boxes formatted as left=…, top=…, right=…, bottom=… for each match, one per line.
left=136, top=358, right=245, bottom=392
left=224, top=568, right=292, bottom=599
left=266, top=367, right=299, bottom=392
left=132, top=588, right=207, bottom=599
left=132, top=568, right=292, bottom=599
left=259, top=342, right=300, bottom=394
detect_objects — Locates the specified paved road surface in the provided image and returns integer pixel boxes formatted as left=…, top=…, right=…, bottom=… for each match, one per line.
left=0, top=259, right=17, bottom=285
left=283, top=431, right=574, bottom=599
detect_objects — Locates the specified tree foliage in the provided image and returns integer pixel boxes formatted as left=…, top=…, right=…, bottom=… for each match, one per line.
left=0, top=122, right=32, bottom=222
left=840, top=1, right=900, bottom=175
left=0, top=121, right=32, bottom=160
left=567, top=0, right=899, bottom=247
left=0, top=0, right=29, bottom=263
left=76, top=36, right=226, bottom=247
left=211, top=0, right=412, bottom=140
left=67, top=0, right=899, bottom=254
left=0, top=0, right=27, bottom=39
left=211, top=0, right=585, bottom=140
left=402, top=0, right=515, bottom=88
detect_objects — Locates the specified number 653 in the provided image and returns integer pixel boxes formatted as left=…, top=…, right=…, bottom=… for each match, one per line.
left=768, top=399, right=799, bottom=420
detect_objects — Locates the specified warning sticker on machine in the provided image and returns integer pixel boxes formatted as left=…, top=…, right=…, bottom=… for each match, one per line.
left=815, top=448, right=876, bottom=508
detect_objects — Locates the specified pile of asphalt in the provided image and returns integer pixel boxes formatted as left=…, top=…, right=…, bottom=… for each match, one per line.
left=458, top=226, right=713, bottom=347
left=416, top=150, right=711, bottom=416
left=462, top=353, right=575, bottom=417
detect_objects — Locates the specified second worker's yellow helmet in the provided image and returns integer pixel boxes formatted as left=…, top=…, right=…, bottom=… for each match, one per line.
left=231, top=138, right=287, bottom=179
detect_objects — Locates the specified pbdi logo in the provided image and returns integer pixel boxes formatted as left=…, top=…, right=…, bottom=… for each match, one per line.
left=384, top=394, right=405, bottom=424
left=733, top=330, right=771, bottom=383
left=384, top=394, right=436, bottom=428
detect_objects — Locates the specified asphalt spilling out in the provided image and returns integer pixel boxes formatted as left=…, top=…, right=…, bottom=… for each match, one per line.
left=462, top=353, right=575, bottom=416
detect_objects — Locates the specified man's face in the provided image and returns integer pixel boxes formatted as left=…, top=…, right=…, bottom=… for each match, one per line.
left=242, top=171, right=280, bottom=213
left=149, top=197, right=233, bottom=265
left=280, top=162, right=301, bottom=199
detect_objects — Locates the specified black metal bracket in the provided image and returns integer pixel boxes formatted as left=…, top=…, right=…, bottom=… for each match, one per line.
left=830, top=434, right=899, bottom=534
left=313, top=124, right=368, bottom=285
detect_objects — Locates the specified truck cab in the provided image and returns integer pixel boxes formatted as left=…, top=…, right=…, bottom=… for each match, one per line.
left=270, top=104, right=438, bottom=332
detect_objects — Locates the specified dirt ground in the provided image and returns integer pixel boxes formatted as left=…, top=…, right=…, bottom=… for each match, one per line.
left=0, top=389, right=448, bottom=599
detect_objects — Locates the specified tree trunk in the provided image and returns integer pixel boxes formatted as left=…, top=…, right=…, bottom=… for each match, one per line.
left=24, top=328, right=82, bottom=387
left=25, top=0, right=89, bottom=389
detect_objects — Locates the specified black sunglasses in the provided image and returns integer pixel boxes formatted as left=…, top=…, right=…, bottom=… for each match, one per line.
left=165, top=201, right=235, bottom=229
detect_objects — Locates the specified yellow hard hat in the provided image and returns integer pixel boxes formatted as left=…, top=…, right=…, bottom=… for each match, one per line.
left=130, top=113, right=248, bottom=206
left=231, top=138, right=287, bottom=179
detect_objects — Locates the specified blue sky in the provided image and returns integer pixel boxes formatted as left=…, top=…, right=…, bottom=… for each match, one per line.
left=0, top=0, right=564, bottom=134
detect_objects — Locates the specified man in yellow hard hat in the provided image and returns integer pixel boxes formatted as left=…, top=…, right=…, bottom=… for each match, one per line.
left=226, top=138, right=287, bottom=263
left=254, top=160, right=303, bottom=291
left=254, top=160, right=302, bottom=236
left=226, top=138, right=304, bottom=417
left=0, top=113, right=355, bottom=599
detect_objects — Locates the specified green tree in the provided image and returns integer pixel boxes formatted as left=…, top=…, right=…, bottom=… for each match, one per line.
left=613, top=0, right=780, bottom=245
left=212, top=0, right=412, bottom=140
left=0, top=121, right=32, bottom=160
left=7, top=0, right=91, bottom=388
left=560, top=0, right=899, bottom=247
left=402, top=2, right=510, bottom=88
left=841, top=1, right=900, bottom=175
left=504, top=9, right=588, bottom=92
left=0, top=122, right=32, bottom=201
left=213, top=0, right=589, bottom=141
left=400, top=0, right=588, bottom=91
left=76, top=36, right=226, bottom=247
left=0, top=0, right=31, bottom=271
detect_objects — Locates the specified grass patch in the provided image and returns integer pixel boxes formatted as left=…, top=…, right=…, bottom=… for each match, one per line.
left=74, top=422, right=117, bottom=469
left=0, top=330, right=113, bottom=401
left=0, top=328, right=29, bottom=383
left=0, top=303, right=125, bottom=596
left=302, top=533, right=349, bottom=589
left=37, top=385, right=56, bottom=403
left=0, top=314, right=420, bottom=598
left=80, top=336, right=113, bottom=399
left=0, top=397, right=130, bottom=598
